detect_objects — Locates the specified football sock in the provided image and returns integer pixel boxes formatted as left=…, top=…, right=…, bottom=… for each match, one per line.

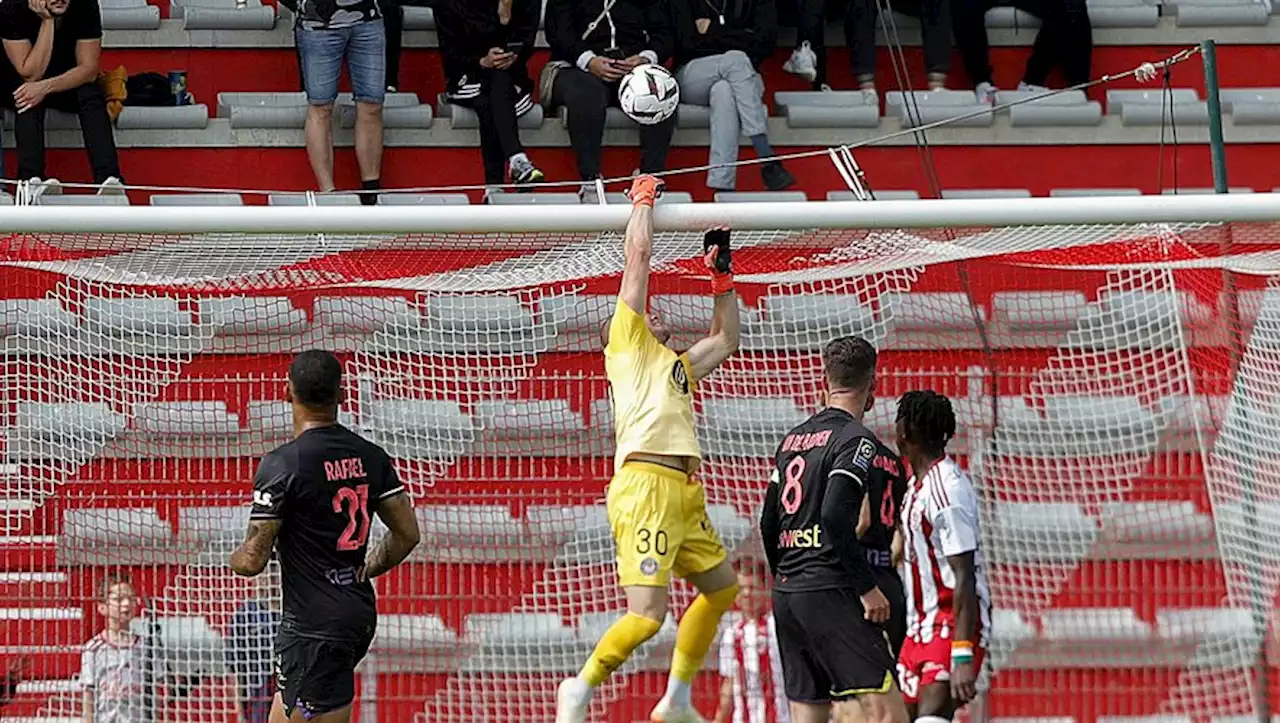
left=579, top=612, right=664, bottom=687
left=667, top=582, right=739, bottom=702
left=359, top=178, right=380, bottom=206
left=917, top=715, right=953, bottom=723
left=750, top=134, right=774, bottom=158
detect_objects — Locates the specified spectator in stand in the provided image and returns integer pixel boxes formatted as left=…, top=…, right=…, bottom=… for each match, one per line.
left=226, top=572, right=281, bottom=723
left=672, top=0, right=794, bottom=192
left=294, top=0, right=385, bottom=204
left=80, top=573, right=143, bottom=723
left=952, top=0, right=1092, bottom=103
left=382, top=0, right=402, bottom=91
left=543, top=0, right=675, bottom=193
left=436, top=0, right=544, bottom=190
left=0, top=0, right=123, bottom=201
left=845, top=0, right=953, bottom=94
left=714, top=561, right=787, bottom=723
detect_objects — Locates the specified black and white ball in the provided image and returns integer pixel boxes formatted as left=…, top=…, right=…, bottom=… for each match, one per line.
left=618, top=64, right=680, bottom=125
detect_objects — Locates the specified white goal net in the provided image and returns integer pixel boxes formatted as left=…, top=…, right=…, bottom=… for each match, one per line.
left=1, top=197, right=1279, bottom=723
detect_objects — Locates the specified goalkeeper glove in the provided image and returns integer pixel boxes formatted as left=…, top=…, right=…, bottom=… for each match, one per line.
left=703, top=227, right=734, bottom=296
left=627, top=175, right=665, bottom=208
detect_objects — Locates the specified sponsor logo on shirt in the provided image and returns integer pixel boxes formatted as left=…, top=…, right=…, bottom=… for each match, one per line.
left=253, top=490, right=273, bottom=508
left=777, top=524, right=822, bottom=548
left=670, top=360, right=690, bottom=395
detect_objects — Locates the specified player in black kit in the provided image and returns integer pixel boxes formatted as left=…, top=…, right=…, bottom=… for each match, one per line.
left=856, top=433, right=908, bottom=658
left=230, top=350, right=421, bottom=723
left=760, top=336, right=909, bottom=723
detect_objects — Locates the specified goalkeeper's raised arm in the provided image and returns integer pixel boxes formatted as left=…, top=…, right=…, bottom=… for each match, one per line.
left=686, top=227, right=741, bottom=381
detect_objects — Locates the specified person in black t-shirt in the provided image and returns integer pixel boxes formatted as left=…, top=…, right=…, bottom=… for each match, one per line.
left=856, top=433, right=909, bottom=658
left=760, top=336, right=909, bottom=723
left=0, top=0, right=123, bottom=193
left=230, top=350, right=420, bottom=723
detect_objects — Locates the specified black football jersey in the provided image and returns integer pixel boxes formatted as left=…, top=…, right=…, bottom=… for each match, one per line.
left=762, top=407, right=882, bottom=594
left=859, top=442, right=907, bottom=561
left=249, top=424, right=406, bottom=642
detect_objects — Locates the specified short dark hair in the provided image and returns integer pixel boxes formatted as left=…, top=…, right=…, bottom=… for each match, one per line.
left=289, top=350, right=343, bottom=410
left=99, top=572, right=133, bottom=601
left=822, top=336, right=877, bottom=391
left=896, top=390, right=956, bottom=454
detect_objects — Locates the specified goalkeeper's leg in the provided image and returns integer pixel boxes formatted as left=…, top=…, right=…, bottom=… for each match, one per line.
left=650, top=561, right=739, bottom=722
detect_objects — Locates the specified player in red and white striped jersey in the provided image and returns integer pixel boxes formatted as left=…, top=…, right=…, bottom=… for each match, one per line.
left=714, top=563, right=788, bottom=723
left=893, top=391, right=992, bottom=723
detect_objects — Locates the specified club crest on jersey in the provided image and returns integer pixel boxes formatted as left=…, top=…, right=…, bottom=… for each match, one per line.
left=670, top=360, right=690, bottom=395
left=852, top=438, right=876, bottom=472
left=640, top=557, right=659, bottom=576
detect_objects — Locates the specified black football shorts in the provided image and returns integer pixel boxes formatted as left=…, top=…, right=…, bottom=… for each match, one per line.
left=874, top=566, right=908, bottom=659
left=274, top=629, right=373, bottom=718
left=772, top=587, right=899, bottom=703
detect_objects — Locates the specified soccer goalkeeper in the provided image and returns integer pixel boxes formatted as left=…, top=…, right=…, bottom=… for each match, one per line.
left=556, top=175, right=742, bottom=723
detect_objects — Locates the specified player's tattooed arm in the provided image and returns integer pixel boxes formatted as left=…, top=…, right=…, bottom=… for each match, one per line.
left=362, top=493, right=420, bottom=580
left=229, top=520, right=282, bottom=577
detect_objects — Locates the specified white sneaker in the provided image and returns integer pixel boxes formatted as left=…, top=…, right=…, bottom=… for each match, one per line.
left=1018, top=81, right=1050, bottom=94
left=26, top=177, right=62, bottom=203
left=783, top=41, right=818, bottom=83
left=649, top=696, right=708, bottom=723
left=975, top=81, right=998, bottom=105
left=555, top=677, right=590, bottom=723
left=97, top=176, right=125, bottom=195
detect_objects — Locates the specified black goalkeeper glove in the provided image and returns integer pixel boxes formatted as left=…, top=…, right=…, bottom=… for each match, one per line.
left=702, top=228, right=734, bottom=295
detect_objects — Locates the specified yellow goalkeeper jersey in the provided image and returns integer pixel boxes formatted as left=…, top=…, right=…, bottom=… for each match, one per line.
left=604, top=299, right=701, bottom=475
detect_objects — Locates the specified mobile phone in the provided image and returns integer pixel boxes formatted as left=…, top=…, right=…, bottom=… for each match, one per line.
left=505, top=41, right=524, bottom=53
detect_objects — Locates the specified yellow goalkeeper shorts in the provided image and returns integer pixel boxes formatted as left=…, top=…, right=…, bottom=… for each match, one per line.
left=606, top=461, right=727, bottom=587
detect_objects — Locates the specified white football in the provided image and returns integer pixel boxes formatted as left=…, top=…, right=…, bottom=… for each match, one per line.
left=618, top=64, right=680, bottom=125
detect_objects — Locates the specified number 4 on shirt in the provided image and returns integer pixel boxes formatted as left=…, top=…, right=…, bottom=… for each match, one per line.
left=333, top=484, right=371, bottom=551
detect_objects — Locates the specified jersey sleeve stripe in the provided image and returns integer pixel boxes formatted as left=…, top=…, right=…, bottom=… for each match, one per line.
left=249, top=512, right=282, bottom=520
left=829, top=468, right=863, bottom=486
left=378, top=485, right=407, bottom=500
left=927, top=466, right=951, bottom=508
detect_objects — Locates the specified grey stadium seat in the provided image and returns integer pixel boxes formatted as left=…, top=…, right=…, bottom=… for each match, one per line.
left=39, top=194, right=129, bottom=206
left=151, top=193, right=244, bottom=206
left=425, top=295, right=533, bottom=332
left=485, top=191, right=581, bottom=205
left=438, top=93, right=543, bottom=130
left=759, top=293, right=877, bottom=340
left=462, top=612, right=579, bottom=674
left=339, top=93, right=432, bottom=129
left=992, top=290, right=1089, bottom=331
left=993, top=502, right=1098, bottom=563
left=178, top=505, right=250, bottom=545
left=219, top=92, right=308, bottom=129
left=1079, top=0, right=1158, bottom=26
left=84, top=297, right=192, bottom=335
left=713, top=191, right=808, bottom=203
left=774, top=91, right=879, bottom=129
left=1166, top=0, right=1270, bottom=26
left=826, top=189, right=921, bottom=201
left=417, top=506, right=526, bottom=563
left=1161, top=187, right=1253, bottom=194
left=882, top=292, right=986, bottom=331
left=378, top=193, right=471, bottom=206
left=58, top=507, right=177, bottom=565
left=885, top=90, right=992, bottom=128
left=117, top=105, right=210, bottom=130
left=133, top=401, right=240, bottom=436
left=99, top=0, right=161, bottom=28
left=941, top=188, right=1032, bottom=199
left=1049, top=188, right=1142, bottom=197
left=268, top=193, right=361, bottom=206
left=582, top=190, right=693, bottom=205
left=0, top=299, right=78, bottom=337
left=170, top=0, right=274, bottom=29
left=373, top=615, right=459, bottom=673
left=995, top=89, right=1102, bottom=127
left=1221, top=87, right=1280, bottom=125
left=200, top=297, right=308, bottom=335
left=1106, top=89, right=1209, bottom=127
left=474, top=399, right=585, bottom=438
left=1098, top=501, right=1214, bottom=548
left=313, top=296, right=419, bottom=334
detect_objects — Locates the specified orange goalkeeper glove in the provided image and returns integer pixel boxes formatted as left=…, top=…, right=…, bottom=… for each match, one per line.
left=703, top=227, right=734, bottom=296
left=627, top=175, right=664, bottom=208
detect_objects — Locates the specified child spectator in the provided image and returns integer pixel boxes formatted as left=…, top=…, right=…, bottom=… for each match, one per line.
left=0, top=0, right=123, bottom=200
left=714, top=561, right=787, bottom=723
left=543, top=0, right=675, bottom=192
left=672, top=0, right=794, bottom=192
left=80, top=573, right=142, bottom=723
left=952, top=0, right=1092, bottom=103
left=436, top=0, right=545, bottom=189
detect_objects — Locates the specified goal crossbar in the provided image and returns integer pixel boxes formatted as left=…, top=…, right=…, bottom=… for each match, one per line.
left=3, top=193, right=1280, bottom=234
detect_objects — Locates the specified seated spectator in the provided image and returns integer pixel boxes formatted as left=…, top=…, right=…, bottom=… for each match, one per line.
left=0, top=0, right=123, bottom=200
left=80, top=573, right=143, bottom=723
left=952, top=0, right=1092, bottom=103
left=294, top=0, right=385, bottom=204
left=714, top=561, right=788, bottom=723
left=543, top=0, right=675, bottom=191
left=436, top=0, right=544, bottom=189
left=846, top=0, right=953, bottom=94
left=382, top=0, right=403, bottom=91
left=672, top=0, right=793, bottom=191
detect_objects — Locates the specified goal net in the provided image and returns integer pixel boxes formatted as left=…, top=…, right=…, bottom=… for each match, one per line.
left=1, top=198, right=1278, bottom=723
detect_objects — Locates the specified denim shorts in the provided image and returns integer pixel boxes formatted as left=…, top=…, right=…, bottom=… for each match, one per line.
left=296, top=19, right=386, bottom=105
